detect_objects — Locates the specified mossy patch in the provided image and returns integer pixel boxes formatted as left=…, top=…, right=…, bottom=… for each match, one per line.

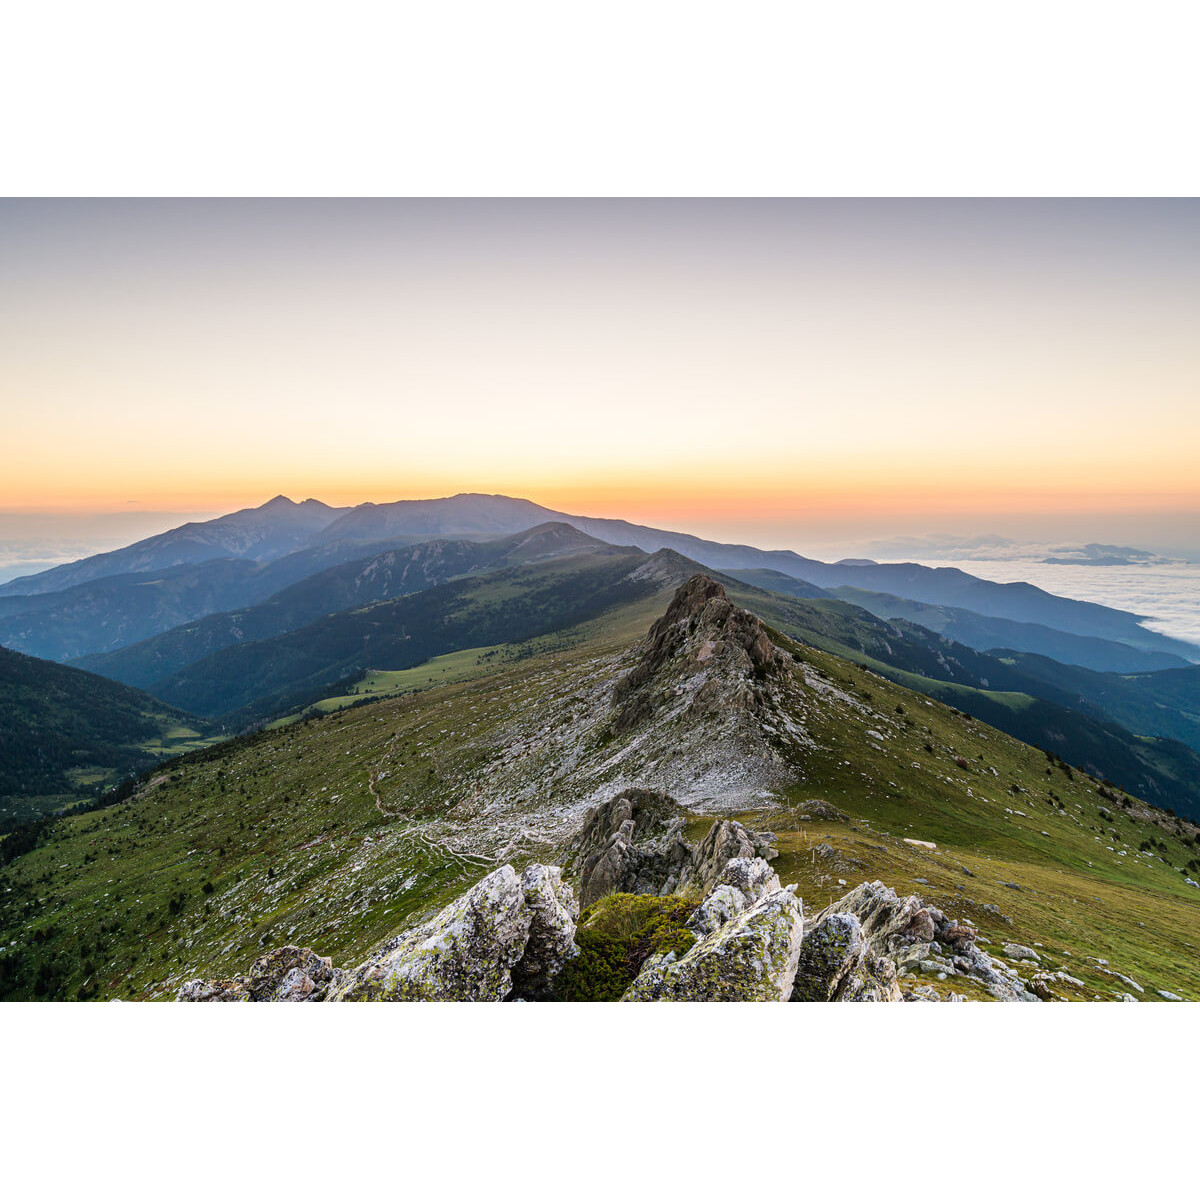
left=553, top=892, right=697, bottom=1002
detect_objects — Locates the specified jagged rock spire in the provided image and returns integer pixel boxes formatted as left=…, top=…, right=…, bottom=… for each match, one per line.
left=610, top=574, right=785, bottom=734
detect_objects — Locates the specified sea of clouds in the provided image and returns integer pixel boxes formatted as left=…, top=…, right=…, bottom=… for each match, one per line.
left=914, top=557, right=1200, bottom=651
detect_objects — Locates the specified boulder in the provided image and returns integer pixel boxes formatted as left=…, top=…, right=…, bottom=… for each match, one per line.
left=177, top=945, right=340, bottom=1003
left=329, top=865, right=532, bottom=1002
left=682, top=818, right=778, bottom=893
left=823, top=880, right=938, bottom=951
left=509, top=864, right=579, bottom=1000
left=1002, top=943, right=1040, bottom=963
left=789, top=911, right=901, bottom=1002
left=938, top=920, right=977, bottom=955
left=622, top=886, right=804, bottom=1002
left=176, top=976, right=250, bottom=1002
left=687, top=855, right=780, bottom=937
left=570, top=790, right=692, bottom=908
left=796, top=799, right=847, bottom=823
left=247, top=945, right=341, bottom=1001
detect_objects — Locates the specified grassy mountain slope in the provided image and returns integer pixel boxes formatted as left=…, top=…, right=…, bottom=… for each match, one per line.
left=722, top=587, right=1200, bottom=822
left=2, top=576, right=1196, bottom=1002
left=0, top=646, right=218, bottom=822
left=78, top=523, right=613, bottom=690
left=997, top=654, right=1200, bottom=754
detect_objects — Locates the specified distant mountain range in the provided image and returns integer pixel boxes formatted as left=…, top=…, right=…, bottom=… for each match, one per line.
left=146, top=541, right=660, bottom=724
left=77, top=523, right=613, bottom=690
left=2, top=493, right=1196, bottom=666
left=6, top=491, right=1200, bottom=820
left=0, top=496, right=348, bottom=596
left=811, top=583, right=1188, bottom=673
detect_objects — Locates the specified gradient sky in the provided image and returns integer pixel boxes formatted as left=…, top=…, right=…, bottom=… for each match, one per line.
left=3, top=199, right=1198, bottom=552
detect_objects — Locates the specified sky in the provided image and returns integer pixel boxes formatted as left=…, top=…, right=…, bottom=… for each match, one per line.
left=3, top=198, right=1199, bottom=557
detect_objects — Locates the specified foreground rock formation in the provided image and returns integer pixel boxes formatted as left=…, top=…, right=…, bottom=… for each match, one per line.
left=178, top=800, right=1043, bottom=1003
left=810, top=881, right=1038, bottom=1002
left=180, top=863, right=579, bottom=1003
left=564, top=789, right=778, bottom=910
left=328, top=863, right=578, bottom=1001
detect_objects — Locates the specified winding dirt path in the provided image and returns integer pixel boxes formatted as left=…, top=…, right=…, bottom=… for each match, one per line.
left=368, top=733, right=495, bottom=868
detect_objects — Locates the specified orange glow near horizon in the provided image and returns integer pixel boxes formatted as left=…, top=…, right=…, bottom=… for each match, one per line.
left=9, top=477, right=1199, bottom=523
left=4, top=200, right=1199, bottom=544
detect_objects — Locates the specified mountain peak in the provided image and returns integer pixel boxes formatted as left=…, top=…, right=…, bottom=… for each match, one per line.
left=611, top=574, right=786, bottom=736
left=662, top=572, right=729, bottom=619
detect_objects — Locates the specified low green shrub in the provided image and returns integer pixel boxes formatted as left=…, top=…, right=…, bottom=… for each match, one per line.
left=554, top=892, right=697, bottom=1002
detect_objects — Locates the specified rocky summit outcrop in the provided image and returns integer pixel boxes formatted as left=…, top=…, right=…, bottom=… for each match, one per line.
left=567, top=788, right=693, bottom=908
left=821, top=881, right=1037, bottom=1002
left=610, top=574, right=787, bottom=735
left=623, top=881, right=804, bottom=1002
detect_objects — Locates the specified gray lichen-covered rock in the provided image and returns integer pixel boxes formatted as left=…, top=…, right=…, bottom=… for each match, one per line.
left=177, top=945, right=340, bottom=1003
left=177, top=862, right=579, bottom=1004
left=176, top=976, right=251, bottom=1002
left=622, top=886, right=804, bottom=1002
left=824, top=880, right=939, bottom=952
left=610, top=574, right=787, bottom=735
left=247, top=945, right=341, bottom=1002
left=820, top=879, right=1036, bottom=1002
left=1002, top=943, right=1040, bottom=962
left=329, top=865, right=533, bottom=1002
left=509, top=864, right=579, bottom=1000
left=681, top=818, right=778, bottom=893
left=789, top=911, right=901, bottom=1002
left=687, top=855, right=780, bottom=937
left=569, top=789, right=692, bottom=908
left=838, top=946, right=903, bottom=1001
